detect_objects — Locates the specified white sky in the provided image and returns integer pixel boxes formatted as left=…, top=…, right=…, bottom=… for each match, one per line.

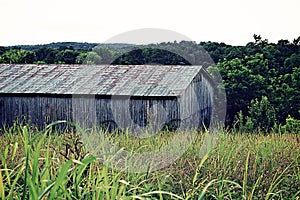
left=0, top=0, right=299, bottom=46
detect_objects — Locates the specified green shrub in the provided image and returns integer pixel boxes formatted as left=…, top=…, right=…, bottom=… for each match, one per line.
left=281, top=115, right=300, bottom=134
left=247, top=96, right=276, bottom=132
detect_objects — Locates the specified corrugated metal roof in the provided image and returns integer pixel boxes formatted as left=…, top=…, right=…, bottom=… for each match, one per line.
left=0, top=64, right=203, bottom=96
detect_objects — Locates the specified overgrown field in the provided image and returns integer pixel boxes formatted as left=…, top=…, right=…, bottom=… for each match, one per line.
left=0, top=124, right=299, bottom=199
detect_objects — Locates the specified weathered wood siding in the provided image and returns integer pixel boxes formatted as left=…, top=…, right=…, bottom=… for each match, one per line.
left=72, top=95, right=179, bottom=132
left=179, top=72, right=213, bottom=129
left=0, top=94, right=179, bottom=131
left=0, top=94, right=72, bottom=130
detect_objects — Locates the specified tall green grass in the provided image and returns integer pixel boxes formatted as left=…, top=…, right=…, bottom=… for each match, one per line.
left=0, top=123, right=299, bottom=199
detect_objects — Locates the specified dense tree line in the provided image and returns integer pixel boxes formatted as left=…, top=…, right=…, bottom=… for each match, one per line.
left=0, top=35, right=299, bottom=131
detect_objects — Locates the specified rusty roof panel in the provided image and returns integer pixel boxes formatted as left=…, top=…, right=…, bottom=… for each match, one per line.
left=0, top=64, right=203, bottom=97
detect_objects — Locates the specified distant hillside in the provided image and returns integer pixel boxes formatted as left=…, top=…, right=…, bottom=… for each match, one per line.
left=6, top=42, right=135, bottom=51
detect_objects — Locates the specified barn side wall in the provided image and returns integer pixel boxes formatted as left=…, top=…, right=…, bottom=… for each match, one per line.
left=0, top=94, right=72, bottom=131
left=72, top=96, right=180, bottom=132
left=0, top=94, right=180, bottom=132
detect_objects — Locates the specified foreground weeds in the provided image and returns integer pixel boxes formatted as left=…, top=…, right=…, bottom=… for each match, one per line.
left=0, top=124, right=299, bottom=199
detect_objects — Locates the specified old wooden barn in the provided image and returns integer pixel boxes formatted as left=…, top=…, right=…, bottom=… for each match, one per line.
left=0, top=64, right=214, bottom=132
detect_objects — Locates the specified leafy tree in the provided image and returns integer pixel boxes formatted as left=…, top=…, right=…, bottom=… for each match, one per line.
left=56, top=49, right=80, bottom=64
left=247, top=96, right=276, bottom=132
left=217, top=53, right=270, bottom=124
left=268, top=53, right=300, bottom=122
left=21, top=50, right=36, bottom=63
left=292, top=36, right=300, bottom=46
left=284, top=52, right=300, bottom=74
left=44, top=49, right=59, bottom=64
left=35, top=47, right=53, bottom=63
left=253, top=34, right=269, bottom=46
left=0, top=46, right=7, bottom=55
left=76, top=52, right=88, bottom=64
left=82, top=52, right=102, bottom=64
left=290, top=67, right=300, bottom=118
left=0, top=49, right=36, bottom=64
